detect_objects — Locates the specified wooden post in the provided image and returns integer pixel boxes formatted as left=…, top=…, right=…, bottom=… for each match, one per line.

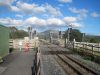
left=92, top=45, right=94, bottom=55
left=73, top=42, right=74, bottom=50
left=91, top=45, right=94, bottom=61
left=64, top=38, right=67, bottom=48
left=98, top=43, right=100, bottom=52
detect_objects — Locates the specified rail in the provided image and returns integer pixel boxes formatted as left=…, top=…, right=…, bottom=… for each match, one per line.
left=47, top=44, right=100, bottom=75
left=56, top=54, right=100, bottom=75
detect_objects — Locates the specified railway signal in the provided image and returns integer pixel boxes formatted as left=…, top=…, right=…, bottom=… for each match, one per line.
left=28, top=26, right=33, bottom=40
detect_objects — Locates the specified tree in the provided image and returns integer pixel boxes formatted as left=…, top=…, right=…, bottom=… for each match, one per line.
left=9, top=27, right=28, bottom=39
left=9, top=27, right=18, bottom=38
left=90, top=38, right=98, bottom=43
left=85, top=35, right=100, bottom=43
left=14, top=30, right=28, bottom=38
left=63, top=29, right=82, bottom=42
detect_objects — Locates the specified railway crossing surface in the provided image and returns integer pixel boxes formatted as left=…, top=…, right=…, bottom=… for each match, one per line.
left=40, top=41, right=100, bottom=75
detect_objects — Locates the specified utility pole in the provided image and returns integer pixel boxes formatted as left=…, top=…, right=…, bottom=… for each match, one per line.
left=67, top=28, right=71, bottom=43
left=67, top=24, right=73, bottom=42
left=33, top=30, right=37, bottom=38
left=65, top=28, right=70, bottom=48
left=49, top=32, right=52, bottom=43
left=59, top=31, right=61, bottom=39
left=64, top=24, right=73, bottom=47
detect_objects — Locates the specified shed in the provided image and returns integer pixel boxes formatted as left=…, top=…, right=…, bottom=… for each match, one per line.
left=0, top=24, right=9, bottom=62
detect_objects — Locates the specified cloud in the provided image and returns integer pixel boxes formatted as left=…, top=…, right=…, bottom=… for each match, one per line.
left=16, top=14, right=23, bottom=18
left=0, top=18, right=23, bottom=26
left=0, top=16, right=82, bottom=29
left=91, top=12, right=100, bottom=18
left=68, top=23, right=82, bottom=28
left=45, top=4, right=62, bottom=16
left=25, top=17, right=46, bottom=26
left=33, top=6, right=46, bottom=13
left=12, top=2, right=62, bottom=16
left=24, top=16, right=81, bottom=28
left=0, top=0, right=19, bottom=13
left=69, top=7, right=88, bottom=18
left=0, top=3, right=11, bottom=13
left=58, top=0, right=72, bottom=3
left=63, top=16, right=82, bottom=28
left=16, top=2, right=63, bottom=16
left=0, top=1, right=62, bottom=17
left=0, top=1, right=46, bottom=14
left=11, top=6, right=20, bottom=12
left=16, top=2, right=46, bottom=14
left=16, top=1, right=35, bottom=14
left=0, top=0, right=16, bottom=5
left=25, top=17, right=64, bottom=26
left=63, top=16, right=77, bottom=23
left=47, top=18, right=64, bottom=26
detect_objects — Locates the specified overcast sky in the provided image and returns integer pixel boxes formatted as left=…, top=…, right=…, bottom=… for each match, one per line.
left=0, top=0, right=100, bottom=35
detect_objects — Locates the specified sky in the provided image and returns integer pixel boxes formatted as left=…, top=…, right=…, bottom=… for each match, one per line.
left=0, top=0, right=100, bottom=35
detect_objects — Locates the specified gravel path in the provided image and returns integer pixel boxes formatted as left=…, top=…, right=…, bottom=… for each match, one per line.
left=40, top=44, right=66, bottom=75
left=41, top=55, right=67, bottom=75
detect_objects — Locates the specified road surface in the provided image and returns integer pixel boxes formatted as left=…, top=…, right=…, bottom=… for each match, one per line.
left=0, top=50, right=35, bottom=75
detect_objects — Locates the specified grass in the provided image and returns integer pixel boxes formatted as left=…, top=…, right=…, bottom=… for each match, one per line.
left=0, top=56, right=3, bottom=63
left=68, top=47, right=100, bottom=64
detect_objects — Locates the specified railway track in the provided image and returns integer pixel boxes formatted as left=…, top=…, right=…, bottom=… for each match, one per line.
left=55, top=54, right=100, bottom=75
left=47, top=45, right=100, bottom=75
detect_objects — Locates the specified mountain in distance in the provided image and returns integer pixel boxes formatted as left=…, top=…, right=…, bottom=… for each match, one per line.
left=85, top=34, right=100, bottom=42
left=38, top=29, right=64, bottom=39
left=37, top=29, right=100, bottom=42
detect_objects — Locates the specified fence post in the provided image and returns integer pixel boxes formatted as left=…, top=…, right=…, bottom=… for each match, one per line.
left=98, top=43, right=100, bottom=52
left=73, top=42, right=74, bottom=50
left=76, top=43, right=78, bottom=52
left=92, top=45, right=94, bottom=55
left=83, top=44, right=84, bottom=51
left=73, top=39, right=75, bottom=50
left=91, top=45, right=94, bottom=61
left=64, top=38, right=66, bottom=48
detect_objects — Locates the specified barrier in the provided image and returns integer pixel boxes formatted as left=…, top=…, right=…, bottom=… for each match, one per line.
left=32, top=48, right=40, bottom=75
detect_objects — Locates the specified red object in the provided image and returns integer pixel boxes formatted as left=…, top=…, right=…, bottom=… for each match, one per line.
left=24, top=43, right=29, bottom=52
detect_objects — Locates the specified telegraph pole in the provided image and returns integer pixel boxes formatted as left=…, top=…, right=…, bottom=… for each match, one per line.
left=65, top=24, right=73, bottom=47
left=67, top=28, right=70, bottom=42
left=49, top=32, right=52, bottom=43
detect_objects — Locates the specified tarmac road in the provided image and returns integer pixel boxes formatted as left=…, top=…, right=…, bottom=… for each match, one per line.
left=0, top=49, right=35, bottom=75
